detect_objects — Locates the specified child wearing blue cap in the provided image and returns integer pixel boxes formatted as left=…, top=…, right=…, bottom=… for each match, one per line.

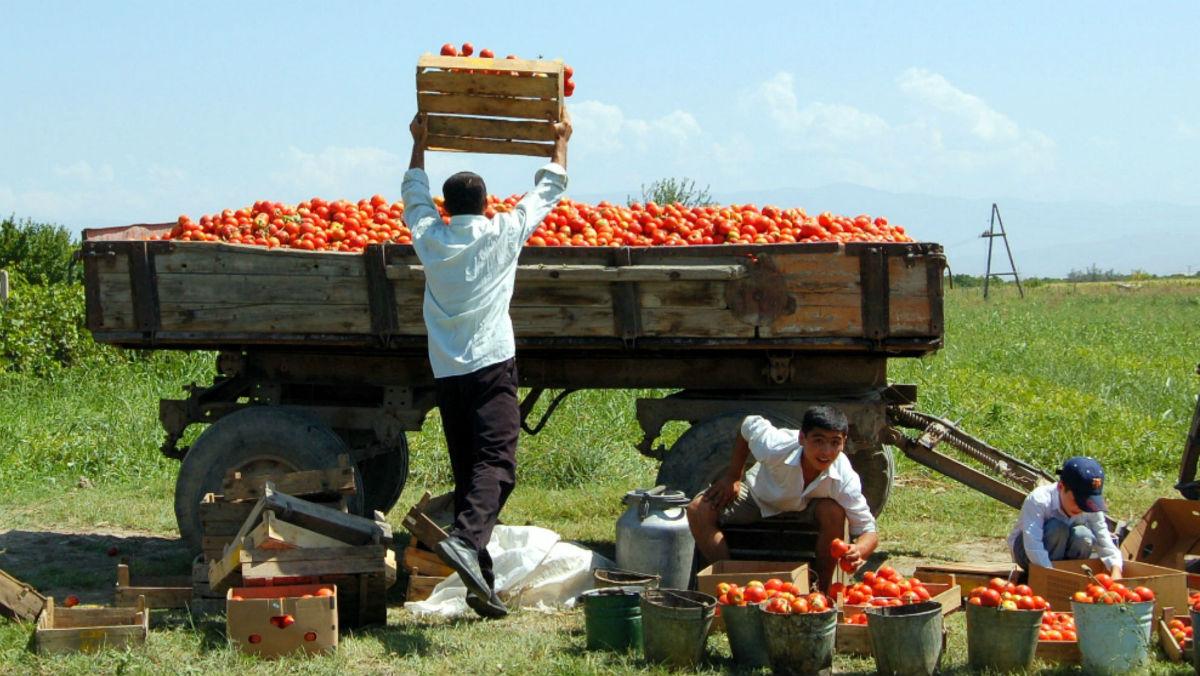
left=1007, top=456, right=1123, bottom=577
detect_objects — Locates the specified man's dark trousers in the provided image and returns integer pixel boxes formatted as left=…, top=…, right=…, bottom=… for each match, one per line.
left=434, top=357, right=519, bottom=587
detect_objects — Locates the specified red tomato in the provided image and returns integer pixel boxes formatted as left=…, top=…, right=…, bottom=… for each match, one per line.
left=480, top=48, right=495, bottom=58
left=440, top=43, right=457, bottom=56
left=460, top=42, right=474, bottom=56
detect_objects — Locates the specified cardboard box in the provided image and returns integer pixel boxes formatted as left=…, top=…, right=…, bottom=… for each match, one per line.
left=913, top=562, right=1018, bottom=598
left=835, top=614, right=871, bottom=656
left=226, top=584, right=338, bottom=658
left=1027, top=559, right=1187, bottom=618
left=1121, top=498, right=1200, bottom=570
left=35, top=595, right=148, bottom=655
left=696, top=560, right=808, bottom=631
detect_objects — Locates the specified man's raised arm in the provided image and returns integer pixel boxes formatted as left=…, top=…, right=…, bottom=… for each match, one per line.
left=409, top=113, right=427, bottom=171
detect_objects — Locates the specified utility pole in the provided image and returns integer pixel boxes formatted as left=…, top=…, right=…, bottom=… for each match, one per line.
left=981, top=203, right=1024, bottom=299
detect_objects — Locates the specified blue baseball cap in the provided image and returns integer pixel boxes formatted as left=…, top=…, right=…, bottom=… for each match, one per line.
left=1058, top=457, right=1107, bottom=513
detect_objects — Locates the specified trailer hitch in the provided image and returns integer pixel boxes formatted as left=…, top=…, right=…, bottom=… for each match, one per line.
left=518, top=388, right=578, bottom=436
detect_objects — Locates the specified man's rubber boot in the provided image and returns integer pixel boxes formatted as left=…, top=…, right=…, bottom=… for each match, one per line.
left=434, top=535, right=491, bottom=601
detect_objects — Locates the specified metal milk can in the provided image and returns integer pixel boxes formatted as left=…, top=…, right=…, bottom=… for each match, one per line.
left=615, top=486, right=695, bottom=590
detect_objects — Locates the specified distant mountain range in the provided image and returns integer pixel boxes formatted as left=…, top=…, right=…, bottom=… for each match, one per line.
left=577, top=183, right=1200, bottom=278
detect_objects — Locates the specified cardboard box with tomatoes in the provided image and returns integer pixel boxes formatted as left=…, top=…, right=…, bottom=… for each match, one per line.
left=226, top=583, right=338, bottom=658
left=1027, top=559, right=1186, bottom=619
left=696, top=560, right=808, bottom=632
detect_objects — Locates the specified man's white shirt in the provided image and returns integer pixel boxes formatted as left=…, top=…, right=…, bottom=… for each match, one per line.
left=740, top=415, right=876, bottom=536
left=401, top=163, right=567, bottom=378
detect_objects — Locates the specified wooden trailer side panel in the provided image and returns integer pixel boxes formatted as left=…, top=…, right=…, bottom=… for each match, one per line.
left=83, top=233, right=944, bottom=351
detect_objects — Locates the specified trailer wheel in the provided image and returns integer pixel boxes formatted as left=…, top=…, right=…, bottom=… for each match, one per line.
left=849, top=446, right=894, bottom=517
left=654, top=412, right=800, bottom=499
left=356, top=436, right=409, bottom=516
left=173, top=407, right=365, bottom=553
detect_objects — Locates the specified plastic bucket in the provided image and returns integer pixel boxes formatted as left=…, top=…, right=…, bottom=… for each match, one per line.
left=1072, top=600, right=1154, bottom=675
left=593, top=568, right=660, bottom=590
left=722, top=603, right=770, bottom=669
left=759, top=606, right=836, bottom=676
left=965, top=603, right=1043, bottom=672
left=640, top=589, right=715, bottom=668
left=580, top=587, right=642, bottom=652
left=866, top=601, right=943, bottom=676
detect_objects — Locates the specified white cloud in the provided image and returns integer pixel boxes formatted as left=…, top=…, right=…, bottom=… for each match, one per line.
left=54, top=160, right=114, bottom=183
left=570, top=100, right=701, bottom=156
left=1177, top=119, right=1199, bottom=140
left=897, top=68, right=1019, bottom=143
left=758, top=72, right=890, bottom=149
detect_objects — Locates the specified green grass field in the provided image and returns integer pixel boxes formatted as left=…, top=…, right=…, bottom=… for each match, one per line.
left=0, top=280, right=1198, bottom=674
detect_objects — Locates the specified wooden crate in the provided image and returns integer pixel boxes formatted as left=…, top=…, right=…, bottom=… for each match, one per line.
left=913, top=562, right=1017, bottom=598
left=199, top=492, right=351, bottom=562
left=1160, top=607, right=1194, bottom=663
left=1035, top=612, right=1080, bottom=664
left=835, top=615, right=872, bottom=656
left=416, top=54, right=564, bottom=158
left=1, top=567, right=46, bottom=622
left=114, top=563, right=191, bottom=609
left=406, top=573, right=446, bottom=603
left=35, top=596, right=149, bottom=655
left=402, top=544, right=454, bottom=578
left=221, top=456, right=357, bottom=503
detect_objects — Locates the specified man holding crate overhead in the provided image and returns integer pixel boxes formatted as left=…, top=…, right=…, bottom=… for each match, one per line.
left=402, top=109, right=571, bottom=618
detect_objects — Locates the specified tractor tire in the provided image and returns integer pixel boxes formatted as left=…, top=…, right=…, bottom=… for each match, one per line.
left=654, top=412, right=801, bottom=499
left=849, top=445, right=894, bottom=517
left=173, top=407, right=364, bottom=553
left=356, top=436, right=410, bottom=516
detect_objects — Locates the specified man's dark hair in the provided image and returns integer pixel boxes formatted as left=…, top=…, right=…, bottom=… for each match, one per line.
left=443, top=172, right=487, bottom=216
left=801, top=405, right=849, bottom=435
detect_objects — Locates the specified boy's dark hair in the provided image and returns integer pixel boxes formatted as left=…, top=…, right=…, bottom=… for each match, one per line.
left=442, top=172, right=487, bottom=216
left=801, top=405, right=849, bottom=435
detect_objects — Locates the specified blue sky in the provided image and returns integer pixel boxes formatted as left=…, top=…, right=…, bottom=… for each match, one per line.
left=3, top=2, right=1199, bottom=252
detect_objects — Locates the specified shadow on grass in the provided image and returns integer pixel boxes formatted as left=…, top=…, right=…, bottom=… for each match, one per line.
left=0, top=530, right=192, bottom=603
left=365, top=624, right=434, bottom=658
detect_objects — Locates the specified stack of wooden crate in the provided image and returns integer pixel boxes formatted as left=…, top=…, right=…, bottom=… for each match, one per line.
left=416, top=54, right=565, bottom=158
left=399, top=491, right=454, bottom=602
left=208, top=486, right=396, bottom=628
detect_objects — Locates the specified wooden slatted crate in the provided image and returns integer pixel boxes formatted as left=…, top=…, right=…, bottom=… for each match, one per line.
left=416, top=54, right=564, bottom=158
left=114, top=563, right=191, bottom=609
left=1, top=568, right=46, bottom=622
left=35, top=596, right=149, bottom=655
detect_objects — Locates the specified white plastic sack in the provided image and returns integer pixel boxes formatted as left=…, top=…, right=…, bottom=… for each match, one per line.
left=405, top=525, right=614, bottom=617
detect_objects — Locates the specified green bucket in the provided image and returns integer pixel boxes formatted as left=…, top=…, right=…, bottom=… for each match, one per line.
left=760, top=606, right=837, bottom=676
left=1072, top=600, right=1154, bottom=675
left=722, top=603, right=770, bottom=669
left=965, top=603, right=1043, bottom=672
left=580, top=587, right=642, bottom=652
left=640, top=589, right=715, bottom=668
left=866, top=601, right=944, bottom=676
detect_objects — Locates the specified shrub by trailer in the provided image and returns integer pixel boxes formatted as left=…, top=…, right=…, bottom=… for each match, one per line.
left=79, top=224, right=1055, bottom=553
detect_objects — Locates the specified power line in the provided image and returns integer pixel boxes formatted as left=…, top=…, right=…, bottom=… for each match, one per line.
left=982, top=203, right=1024, bottom=299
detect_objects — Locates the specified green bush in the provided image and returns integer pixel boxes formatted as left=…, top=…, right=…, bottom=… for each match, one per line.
left=0, top=273, right=124, bottom=375
left=0, top=216, right=80, bottom=285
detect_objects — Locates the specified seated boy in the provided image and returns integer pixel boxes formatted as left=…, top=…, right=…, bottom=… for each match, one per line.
left=1008, top=456, right=1123, bottom=577
left=686, top=405, right=879, bottom=591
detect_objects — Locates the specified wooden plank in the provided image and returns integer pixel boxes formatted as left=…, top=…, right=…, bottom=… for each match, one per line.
left=511, top=282, right=612, bottom=308
left=889, top=296, right=935, bottom=336
left=243, top=555, right=390, bottom=579
left=156, top=304, right=372, bottom=333
left=509, top=306, right=617, bottom=336
left=417, top=54, right=563, bottom=76
left=419, top=93, right=558, bottom=120
left=0, top=568, right=46, bottom=621
left=639, top=281, right=727, bottom=309
left=760, top=304, right=863, bottom=338
left=427, top=134, right=554, bottom=158
left=113, top=564, right=191, bottom=608
left=402, top=545, right=455, bottom=578
left=222, top=462, right=357, bottom=503
left=402, top=491, right=448, bottom=548
left=641, top=308, right=757, bottom=338
left=418, top=71, right=559, bottom=99
left=427, top=113, right=557, bottom=141
left=153, top=273, right=369, bottom=305
left=246, top=511, right=349, bottom=550
left=154, top=246, right=365, bottom=276
left=241, top=544, right=389, bottom=564
left=406, top=574, right=446, bottom=602
left=387, top=263, right=749, bottom=283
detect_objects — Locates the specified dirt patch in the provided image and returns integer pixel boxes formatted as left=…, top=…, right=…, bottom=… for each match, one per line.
left=0, top=528, right=192, bottom=604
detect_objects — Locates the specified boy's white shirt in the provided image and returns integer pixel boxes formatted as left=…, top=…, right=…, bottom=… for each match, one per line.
left=1007, top=482, right=1122, bottom=570
left=740, top=415, right=876, bottom=536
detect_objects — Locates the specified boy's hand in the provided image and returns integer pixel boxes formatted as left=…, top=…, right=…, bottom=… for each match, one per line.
left=410, top=113, right=428, bottom=147
left=842, top=543, right=865, bottom=568
left=702, top=475, right=740, bottom=511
